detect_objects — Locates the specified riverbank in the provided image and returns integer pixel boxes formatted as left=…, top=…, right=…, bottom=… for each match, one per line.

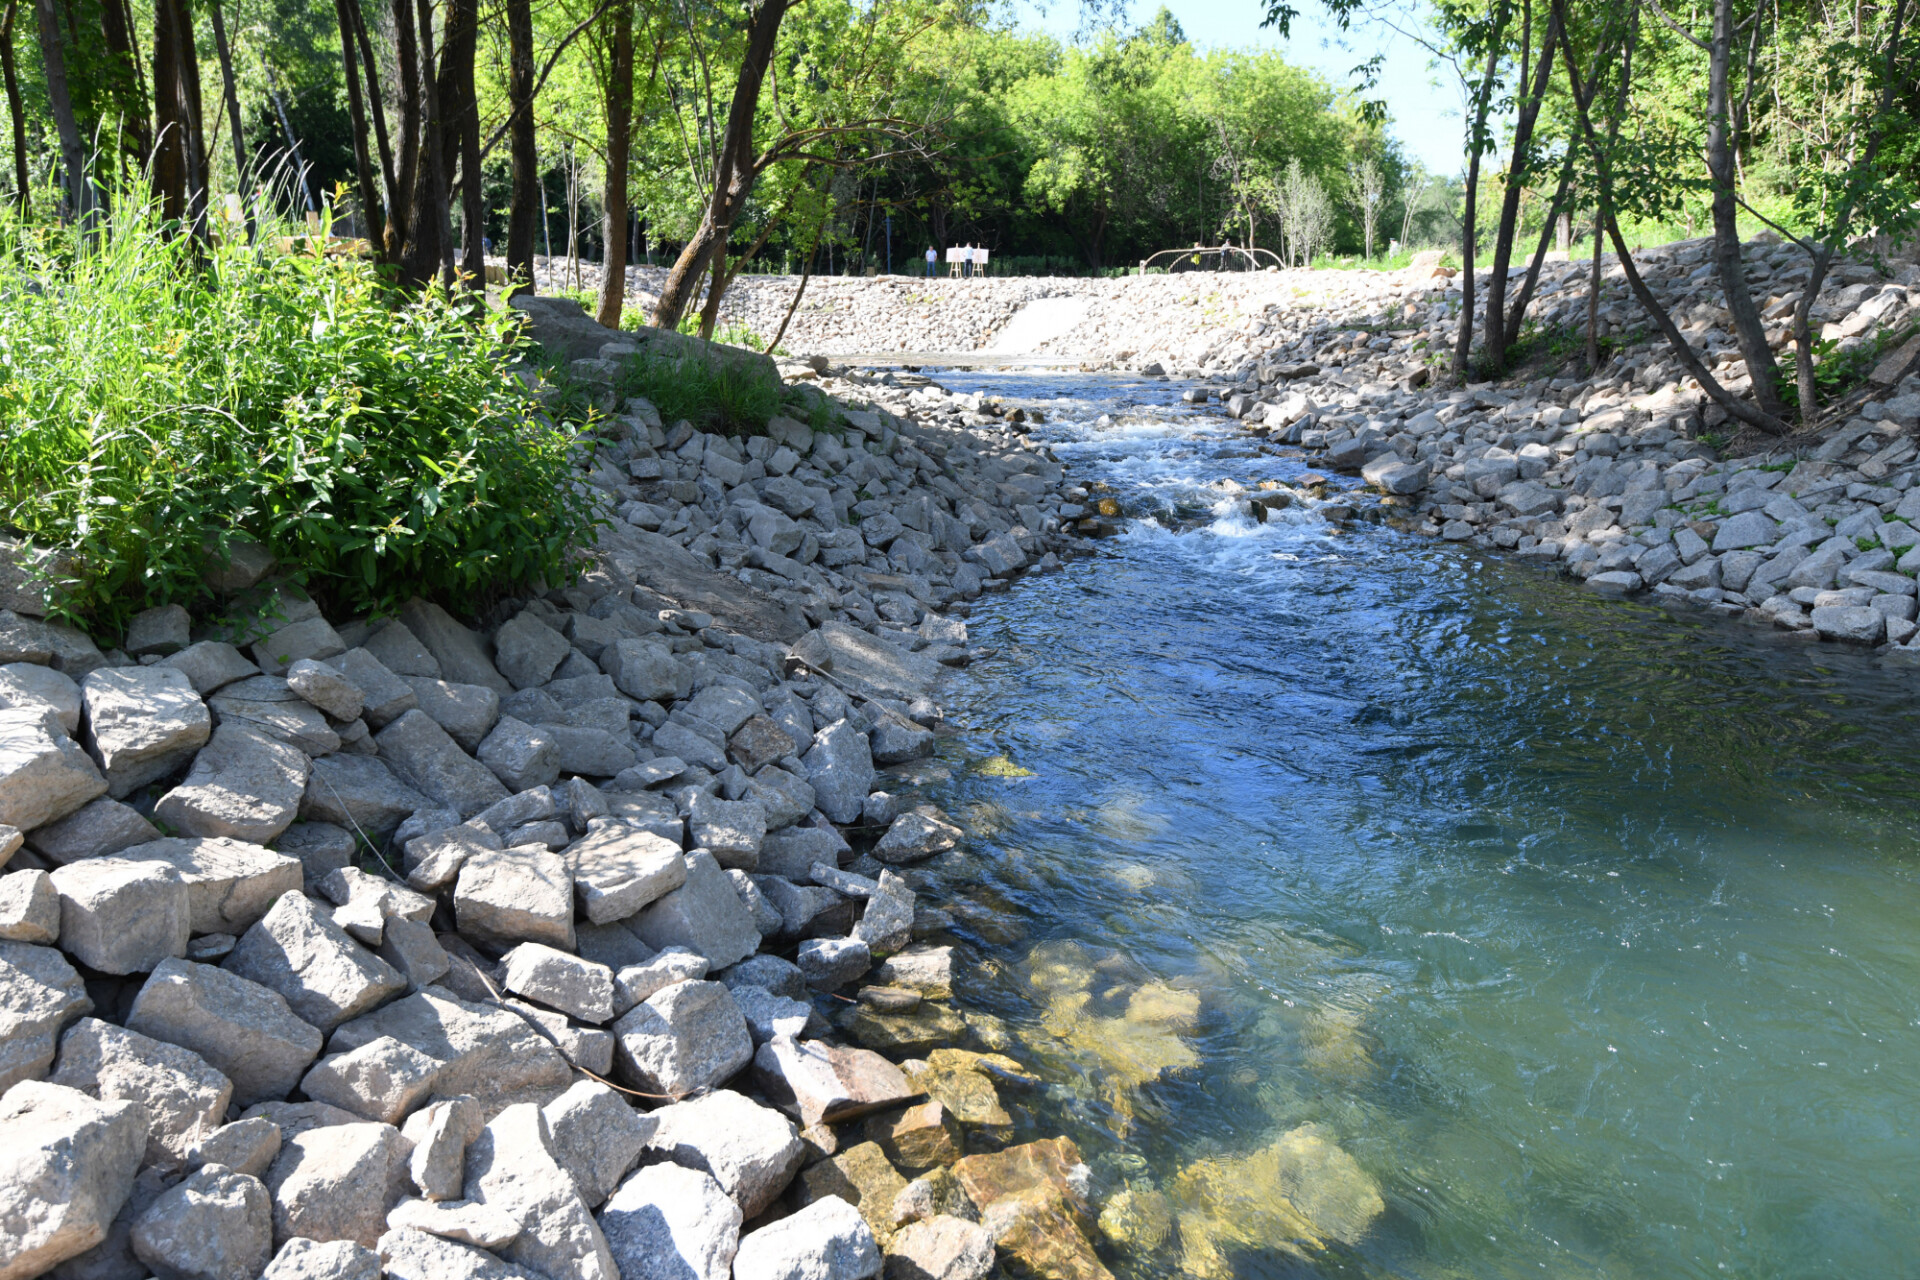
left=0, top=300, right=1120, bottom=1280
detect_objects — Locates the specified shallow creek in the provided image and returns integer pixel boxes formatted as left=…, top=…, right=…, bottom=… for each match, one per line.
left=900, top=369, right=1920, bottom=1279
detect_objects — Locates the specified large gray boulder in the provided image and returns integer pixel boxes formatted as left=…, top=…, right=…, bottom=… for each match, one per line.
left=376, top=711, right=509, bottom=818
left=331, top=650, right=417, bottom=730
left=24, top=797, right=156, bottom=865
left=264, top=1121, right=410, bottom=1248
left=129, top=1163, right=273, bottom=1280
left=399, top=1095, right=484, bottom=1203
left=397, top=601, right=512, bottom=696
left=262, top=1238, right=381, bottom=1280
left=401, top=679, right=500, bottom=754
left=80, top=667, right=211, bottom=798
left=629, top=851, right=759, bottom=969
left=50, top=1018, right=233, bottom=1168
left=596, top=1164, right=740, bottom=1280
left=540, top=1081, right=653, bottom=1209
left=601, top=639, right=692, bottom=705
left=462, top=1102, right=618, bottom=1280
left=206, top=677, right=339, bottom=757
left=565, top=825, right=686, bottom=925
left=454, top=847, right=575, bottom=950
left=494, top=614, right=571, bottom=691
left=300, top=756, right=431, bottom=842
left=49, top=858, right=191, bottom=974
left=883, top=1215, right=995, bottom=1280
left=0, top=941, right=92, bottom=1093
left=327, top=987, right=572, bottom=1112
left=804, top=721, right=873, bottom=825
left=298, top=1036, right=442, bottom=1126
left=732, top=1195, right=881, bottom=1280
left=0, top=662, right=82, bottom=733
left=112, top=836, right=302, bottom=936
left=788, top=624, right=940, bottom=704
left=0, top=706, right=108, bottom=833
left=222, top=892, right=406, bottom=1033
left=126, top=959, right=324, bottom=1108
left=0, top=1081, right=149, bottom=1280
left=153, top=724, right=310, bottom=845
left=501, top=944, right=616, bottom=1025
left=641, top=1088, right=805, bottom=1218
left=611, top=979, right=753, bottom=1100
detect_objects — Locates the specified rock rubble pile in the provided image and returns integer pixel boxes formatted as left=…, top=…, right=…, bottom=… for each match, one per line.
left=0, top=296, right=1123, bottom=1280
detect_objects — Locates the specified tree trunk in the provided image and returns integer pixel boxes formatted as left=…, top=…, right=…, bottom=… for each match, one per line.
left=651, top=0, right=792, bottom=330
left=1502, top=152, right=1575, bottom=350
left=348, top=0, right=397, bottom=210
left=151, top=0, right=187, bottom=222
left=594, top=0, right=633, bottom=326
left=505, top=0, right=537, bottom=295
left=1483, top=0, right=1561, bottom=371
left=208, top=0, right=248, bottom=235
left=1705, top=0, right=1787, bottom=417
left=698, top=240, right=727, bottom=339
left=1585, top=202, right=1603, bottom=372
left=174, top=0, right=209, bottom=242
left=1, top=0, right=28, bottom=213
left=97, top=0, right=151, bottom=171
left=437, top=0, right=483, bottom=283
left=1453, top=12, right=1508, bottom=382
left=333, top=0, right=385, bottom=252
left=387, top=0, right=422, bottom=263
left=400, top=0, right=449, bottom=288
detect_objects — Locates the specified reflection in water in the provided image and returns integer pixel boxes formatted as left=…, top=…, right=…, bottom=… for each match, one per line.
left=904, top=370, right=1920, bottom=1279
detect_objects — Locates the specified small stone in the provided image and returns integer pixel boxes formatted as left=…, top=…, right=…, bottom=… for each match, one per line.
left=870, top=947, right=952, bottom=999
left=361, top=621, right=442, bottom=680
left=379, top=1228, right=541, bottom=1280
left=286, top=661, right=365, bottom=723
left=1813, top=604, right=1885, bottom=643
left=630, top=850, right=760, bottom=970
left=126, top=958, right=322, bottom=1107
left=124, top=606, right=192, bottom=660
left=0, top=662, right=82, bottom=733
left=602, top=639, right=692, bottom=705
left=263, top=1238, right=380, bottom=1280
left=222, top=892, right=405, bottom=1033
left=566, top=825, right=687, bottom=926
left=0, top=706, right=109, bottom=833
left=476, top=717, right=562, bottom=794
left=454, top=847, right=575, bottom=951
left=597, top=1164, right=740, bottom=1280
left=298, top=1036, right=442, bottom=1125
left=642, top=1089, right=806, bottom=1218
left=49, top=857, right=191, bottom=974
left=729, top=716, right=796, bottom=773
left=842, top=1004, right=967, bottom=1058
left=729, top=870, right=784, bottom=937
left=882, top=1215, right=994, bottom=1280
left=865, top=1102, right=962, bottom=1175
left=494, top=614, right=572, bottom=691
left=613, top=947, right=708, bottom=1010
left=403, top=824, right=498, bottom=893
left=384, top=1198, right=521, bottom=1250
left=207, top=677, right=339, bottom=756
left=798, top=937, right=871, bottom=991
left=0, top=941, right=93, bottom=1096
left=804, top=721, right=874, bottom=825
left=0, top=1081, right=149, bottom=1280
left=400, top=1095, right=485, bottom=1202
left=733, top=1195, right=882, bottom=1280
left=501, top=943, right=616, bottom=1024
left=611, top=979, right=753, bottom=1099
left=130, top=1163, right=273, bottom=1280
left=574, top=920, right=654, bottom=971
left=51, top=1018, right=233, bottom=1169
left=160, top=643, right=261, bottom=698
left=376, top=711, right=509, bottom=819
left=851, top=871, right=914, bottom=956
left=798, top=1143, right=908, bottom=1250
left=80, top=667, right=211, bottom=798
left=718, top=953, right=809, bottom=1002
left=872, top=811, right=961, bottom=864
left=275, top=823, right=356, bottom=891
left=153, top=724, right=311, bottom=845
left=540, top=1081, right=653, bottom=1209
left=185, top=1117, right=282, bottom=1180
left=264, top=1120, right=410, bottom=1248
left=0, top=869, right=59, bottom=943
left=753, top=1037, right=917, bottom=1128
left=462, top=1102, right=619, bottom=1280
left=868, top=719, right=934, bottom=767
left=731, top=983, right=813, bottom=1044
left=114, top=836, right=303, bottom=936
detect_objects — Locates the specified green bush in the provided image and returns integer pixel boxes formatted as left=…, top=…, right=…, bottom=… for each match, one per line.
left=0, top=202, right=602, bottom=632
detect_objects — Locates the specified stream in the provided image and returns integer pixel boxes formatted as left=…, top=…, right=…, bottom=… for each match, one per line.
left=900, top=368, right=1920, bottom=1279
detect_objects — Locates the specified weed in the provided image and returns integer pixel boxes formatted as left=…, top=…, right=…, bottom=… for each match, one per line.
left=1856, top=536, right=1883, bottom=552
left=608, top=346, right=784, bottom=437
left=1760, top=460, right=1796, bottom=472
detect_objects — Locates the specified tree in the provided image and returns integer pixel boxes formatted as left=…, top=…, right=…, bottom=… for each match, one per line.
left=593, top=0, right=632, bottom=327
left=1354, top=152, right=1382, bottom=257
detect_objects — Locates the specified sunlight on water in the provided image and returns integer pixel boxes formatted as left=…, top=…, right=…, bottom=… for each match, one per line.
left=905, top=369, right=1920, bottom=1279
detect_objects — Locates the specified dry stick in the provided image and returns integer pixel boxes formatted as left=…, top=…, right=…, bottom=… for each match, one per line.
left=769, top=221, right=825, bottom=354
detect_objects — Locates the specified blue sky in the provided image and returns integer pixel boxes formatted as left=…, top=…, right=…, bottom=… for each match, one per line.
left=1007, top=0, right=1464, bottom=175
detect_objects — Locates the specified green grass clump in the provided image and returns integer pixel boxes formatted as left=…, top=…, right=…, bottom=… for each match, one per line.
left=610, top=347, right=785, bottom=437
left=0, top=201, right=602, bottom=632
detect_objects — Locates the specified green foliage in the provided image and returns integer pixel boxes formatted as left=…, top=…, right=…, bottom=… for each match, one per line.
left=1777, top=324, right=1915, bottom=417
left=0, top=202, right=601, bottom=632
left=609, top=348, right=784, bottom=438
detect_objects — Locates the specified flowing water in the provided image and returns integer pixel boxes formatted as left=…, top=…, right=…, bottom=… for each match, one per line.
left=900, top=369, right=1920, bottom=1279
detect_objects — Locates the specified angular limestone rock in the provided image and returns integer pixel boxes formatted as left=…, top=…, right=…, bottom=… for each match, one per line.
left=159, top=643, right=261, bottom=699
left=493, top=614, right=571, bottom=691
left=883, top=1215, right=994, bottom=1280
left=462, top=1103, right=618, bottom=1280
left=80, top=667, right=211, bottom=798
left=265, top=1121, right=410, bottom=1248
left=130, top=1163, right=273, bottom=1280
left=397, top=601, right=511, bottom=696
left=803, top=720, right=873, bottom=826
left=185, top=1117, right=282, bottom=1180
left=0, top=706, right=108, bottom=833
left=113, top=836, right=302, bottom=936
left=566, top=825, right=686, bottom=926
left=753, top=1037, right=916, bottom=1129
left=49, top=858, right=191, bottom=974
left=262, top=1238, right=380, bottom=1280
left=285, top=661, right=364, bottom=723
left=154, top=725, right=311, bottom=845
left=732, top=1195, right=882, bottom=1280
left=376, top=711, right=509, bottom=819
left=51, top=1018, right=233, bottom=1169
left=641, top=1089, right=805, bottom=1218
left=0, top=868, right=59, bottom=943
left=0, top=1081, right=148, bottom=1280
left=501, top=944, right=615, bottom=1024
left=611, top=979, right=752, bottom=1100
left=331, top=650, right=418, bottom=731
left=377, top=1227, right=541, bottom=1280
left=400, top=1095, right=485, bottom=1203
left=630, top=851, right=759, bottom=970
left=327, top=987, right=571, bottom=1113
left=383, top=1198, right=520, bottom=1250
left=871, top=811, right=962, bottom=865
left=207, top=677, right=339, bottom=757
left=0, top=940, right=92, bottom=1094
left=596, top=1164, right=740, bottom=1280
left=402, top=679, right=501, bottom=755
left=453, top=847, right=575, bottom=951
left=300, top=756, right=430, bottom=842
left=126, top=959, right=323, bottom=1108
left=222, top=892, right=405, bottom=1033
left=0, top=662, right=82, bottom=733
left=540, top=1081, right=653, bottom=1209
left=299, top=1036, right=443, bottom=1126
left=476, top=718, right=561, bottom=794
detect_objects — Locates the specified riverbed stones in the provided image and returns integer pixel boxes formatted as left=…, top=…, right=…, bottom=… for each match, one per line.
left=49, top=858, right=191, bottom=974
left=614, top=948, right=708, bottom=1009
left=301, top=755, right=431, bottom=841
left=611, top=978, right=753, bottom=1098
left=454, top=847, right=575, bottom=950
left=264, top=1121, right=410, bottom=1248
left=328, top=987, right=572, bottom=1110
left=115, top=836, right=302, bottom=936
left=0, top=706, right=109, bottom=833
left=0, top=1081, right=149, bottom=1280
left=567, top=825, right=687, bottom=925
left=597, top=1164, right=740, bottom=1280
left=377, top=711, right=509, bottom=818
left=799, top=937, right=871, bottom=991
left=501, top=943, right=616, bottom=1024
left=630, top=850, right=759, bottom=969
left=261, top=1238, right=381, bottom=1280
left=221, top=892, right=405, bottom=1033
left=688, top=791, right=766, bottom=868
left=397, top=602, right=511, bottom=696
left=126, top=959, right=322, bottom=1107
left=377, top=1227, right=539, bottom=1280
left=0, top=941, right=92, bottom=1093
left=872, top=811, right=962, bottom=864
left=797, top=1142, right=909, bottom=1249
left=540, top=1081, right=652, bottom=1209
left=804, top=721, right=874, bottom=825
left=50, top=1018, right=232, bottom=1168
left=153, top=725, right=311, bottom=845
left=733, top=1195, right=882, bottom=1280
left=462, top=1102, right=618, bottom=1280
left=494, top=614, right=573, bottom=691
left=0, top=869, right=58, bottom=943
left=80, top=667, right=211, bottom=797
left=186, top=1118, right=282, bottom=1180
left=641, top=1089, right=806, bottom=1217
left=130, top=1162, right=273, bottom=1280
left=753, top=1036, right=917, bottom=1128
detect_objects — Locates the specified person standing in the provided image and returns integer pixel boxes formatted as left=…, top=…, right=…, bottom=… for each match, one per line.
left=925, top=245, right=937, bottom=278
left=961, top=243, right=974, bottom=279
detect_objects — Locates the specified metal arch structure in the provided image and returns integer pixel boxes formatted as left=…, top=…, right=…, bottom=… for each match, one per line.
left=1141, top=245, right=1284, bottom=274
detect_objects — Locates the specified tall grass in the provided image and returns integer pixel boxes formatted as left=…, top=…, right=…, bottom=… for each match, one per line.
left=611, top=347, right=785, bottom=437
left=0, top=198, right=602, bottom=632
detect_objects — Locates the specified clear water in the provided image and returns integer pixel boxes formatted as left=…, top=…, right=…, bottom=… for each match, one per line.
left=905, top=370, right=1920, bottom=1279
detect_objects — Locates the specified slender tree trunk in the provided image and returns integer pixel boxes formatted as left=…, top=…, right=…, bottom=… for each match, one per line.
left=333, top=0, right=385, bottom=252
left=97, top=0, right=150, bottom=170
left=770, top=215, right=827, bottom=353
left=651, top=0, right=792, bottom=329
left=436, top=0, right=482, bottom=283
left=697, top=241, right=726, bottom=338
left=387, top=0, right=421, bottom=262
left=151, top=0, right=186, bottom=221
left=1585, top=202, right=1603, bottom=371
left=1453, top=13, right=1508, bottom=381
left=595, top=0, right=633, bottom=326
left=173, top=0, right=209, bottom=243
left=1503, top=153, right=1575, bottom=350
left=401, top=0, right=450, bottom=287
left=208, top=0, right=247, bottom=236
left=505, top=0, right=536, bottom=295
left=1705, top=0, right=1787, bottom=417
left=1484, top=0, right=1561, bottom=370
left=1, top=0, right=28, bottom=213
left=348, top=0, right=397, bottom=209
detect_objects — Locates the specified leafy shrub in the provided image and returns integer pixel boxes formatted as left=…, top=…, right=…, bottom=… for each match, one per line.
left=0, top=201, right=602, bottom=632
